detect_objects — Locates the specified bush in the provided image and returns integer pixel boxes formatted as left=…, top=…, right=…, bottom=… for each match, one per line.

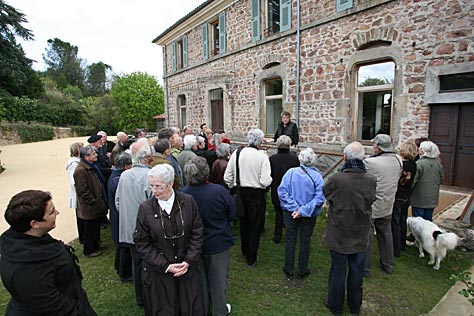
left=70, top=125, right=96, bottom=137
left=17, top=124, right=55, bottom=143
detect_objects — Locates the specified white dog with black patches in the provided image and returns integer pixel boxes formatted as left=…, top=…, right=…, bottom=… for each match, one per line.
left=407, top=217, right=459, bottom=270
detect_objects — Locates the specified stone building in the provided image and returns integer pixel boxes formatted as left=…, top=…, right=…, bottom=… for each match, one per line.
left=153, top=0, right=474, bottom=188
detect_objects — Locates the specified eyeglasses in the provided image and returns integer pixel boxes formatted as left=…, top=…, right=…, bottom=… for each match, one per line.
left=149, top=184, right=168, bottom=192
left=158, top=203, right=184, bottom=240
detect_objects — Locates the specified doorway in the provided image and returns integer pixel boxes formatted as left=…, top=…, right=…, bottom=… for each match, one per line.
left=429, top=104, right=474, bottom=188
left=210, top=89, right=224, bottom=132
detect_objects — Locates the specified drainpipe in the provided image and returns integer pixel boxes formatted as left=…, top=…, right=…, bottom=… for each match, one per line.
left=295, top=0, right=301, bottom=127
left=163, top=46, right=170, bottom=127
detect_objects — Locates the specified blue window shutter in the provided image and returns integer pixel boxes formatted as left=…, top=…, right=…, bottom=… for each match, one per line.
left=336, top=0, right=353, bottom=12
left=219, top=12, right=226, bottom=54
left=183, top=35, right=188, bottom=67
left=172, top=42, right=177, bottom=72
left=280, top=0, right=291, bottom=32
left=202, top=23, right=209, bottom=60
left=251, top=0, right=260, bottom=42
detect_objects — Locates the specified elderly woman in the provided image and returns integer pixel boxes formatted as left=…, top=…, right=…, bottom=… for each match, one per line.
left=410, top=141, right=444, bottom=221
left=269, top=135, right=300, bottom=244
left=392, top=141, right=418, bottom=256
left=66, top=142, right=84, bottom=243
left=0, top=190, right=96, bottom=315
left=274, top=110, right=299, bottom=146
left=182, top=156, right=236, bottom=316
left=278, top=147, right=325, bottom=278
left=210, top=143, right=231, bottom=188
left=133, top=163, right=204, bottom=315
left=210, top=133, right=223, bottom=151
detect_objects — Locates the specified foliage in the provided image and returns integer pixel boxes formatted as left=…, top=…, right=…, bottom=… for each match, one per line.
left=82, top=94, right=120, bottom=135
left=86, top=62, right=112, bottom=97
left=0, top=1, right=43, bottom=98
left=16, top=123, right=54, bottom=143
left=70, top=125, right=96, bottom=137
left=43, top=38, right=85, bottom=92
left=450, top=270, right=474, bottom=306
left=359, top=77, right=390, bottom=87
left=111, top=72, right=164, bottom=133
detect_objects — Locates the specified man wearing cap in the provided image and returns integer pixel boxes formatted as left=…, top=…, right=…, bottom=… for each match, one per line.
left=88, top=134, right=112, bottom=180
left=363, top=134, right=402, bottom=276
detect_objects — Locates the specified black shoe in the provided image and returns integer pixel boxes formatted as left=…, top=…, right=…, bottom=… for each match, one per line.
left=120, top=276, right=133, bottom=283
left=283, top=268, right=294, bottom=279
left=323, top=297, right=341, bottom=316
left=272, top=238, right=281, bottom=244
left=297, top=270, right=311, bottom=279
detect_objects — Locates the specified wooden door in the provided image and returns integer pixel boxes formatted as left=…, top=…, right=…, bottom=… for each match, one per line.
left=211, top=100, right=224, bottom=132
left=429, top=104, right=474, bottom=188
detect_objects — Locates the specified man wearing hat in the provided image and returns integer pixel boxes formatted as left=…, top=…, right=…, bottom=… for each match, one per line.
left=88, top=134, right=112, bottom=180
left=363, top=134, right=402, bottom=277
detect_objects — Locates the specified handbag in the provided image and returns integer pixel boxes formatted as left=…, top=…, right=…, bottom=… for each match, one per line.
left=232, top=146, right=245, bottom=217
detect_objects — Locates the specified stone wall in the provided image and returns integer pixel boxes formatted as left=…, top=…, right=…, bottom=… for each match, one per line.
left=161, top=0, right=474, bottom=151
left=0, top=123, right=72, bottom=145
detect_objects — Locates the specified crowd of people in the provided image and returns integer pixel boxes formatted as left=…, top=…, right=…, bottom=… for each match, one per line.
left=0, top=111, right=445, bottom=316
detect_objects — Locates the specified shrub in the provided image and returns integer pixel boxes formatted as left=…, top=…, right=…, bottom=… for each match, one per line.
left=70, top=125, right=96, bottom=137
left=17, top=124, right=55, bottom=143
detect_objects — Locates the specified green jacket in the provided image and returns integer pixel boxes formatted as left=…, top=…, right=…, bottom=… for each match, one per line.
left=411, top=157, right=444, bottom=208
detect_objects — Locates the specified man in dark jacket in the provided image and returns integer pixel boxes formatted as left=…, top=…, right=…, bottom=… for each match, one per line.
left=74, top=146, right=108, bottom=257
left=322, top=141, right=377, bottom=316
left=269, top=135, right=300, bottom=243
left=273, top=110, right=299, bottom=146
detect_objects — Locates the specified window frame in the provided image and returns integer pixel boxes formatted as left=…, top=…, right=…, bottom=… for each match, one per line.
left=177, top=95, right=187, bottom=129
left=263, top=77, right=283, bottom=137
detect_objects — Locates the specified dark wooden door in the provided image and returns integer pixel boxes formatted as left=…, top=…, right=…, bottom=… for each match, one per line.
left=429, top=104, right=474, bottom=188
left=211, top=100, right=224, bottom=132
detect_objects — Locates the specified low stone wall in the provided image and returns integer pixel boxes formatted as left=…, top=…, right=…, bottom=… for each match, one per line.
left=0, top=122, right=72, bottom=145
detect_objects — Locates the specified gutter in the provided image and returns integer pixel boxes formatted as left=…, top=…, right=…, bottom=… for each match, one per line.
left=295, top=0, right=301, bottom=127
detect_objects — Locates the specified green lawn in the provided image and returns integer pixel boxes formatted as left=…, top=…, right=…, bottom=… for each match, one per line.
left=1, top=203, right=472, bottom=316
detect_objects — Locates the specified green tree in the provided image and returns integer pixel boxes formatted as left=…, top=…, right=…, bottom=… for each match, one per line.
left=0, top=1, right=43, bottom=98
left=359, top=77, right=390, bottom=87
left=86, top=62, right=112, bottom=97
left=43, top=38, right=85, bottom=91
left=83, top=94, right=119, bottom=134
left=111, top=72, right=164, bottom=132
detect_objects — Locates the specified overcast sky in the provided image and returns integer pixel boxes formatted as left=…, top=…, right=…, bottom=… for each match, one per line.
left=8, top=0, right=203, bottom=83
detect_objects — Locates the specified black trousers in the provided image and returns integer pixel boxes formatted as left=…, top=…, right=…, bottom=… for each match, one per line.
left=272, top=201, right=284, bottom=242
left=239, top=187, right=267, bottom=266
left=82, top=217, right=101, bottom=255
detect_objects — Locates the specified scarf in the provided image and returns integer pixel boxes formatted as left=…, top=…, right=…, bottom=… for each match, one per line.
left=342, top=159, right=366, bottom=171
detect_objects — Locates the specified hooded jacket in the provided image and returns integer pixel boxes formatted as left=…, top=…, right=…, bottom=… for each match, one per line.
left=0, top=229, right=95, bottom=316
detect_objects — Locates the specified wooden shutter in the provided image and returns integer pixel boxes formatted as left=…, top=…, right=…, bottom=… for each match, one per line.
left=183, top=35, right=188, bottom=67
left=280, top=0, right=291, bottom=32
left=219, top=12, right=226, bottom=54
left=336, top=0, right=353, bottom=12
left=172, top=42, right=177, bottom=72
left=251, top=0, right=260, bottom=42
left=202, top=23, right=209, bottom=60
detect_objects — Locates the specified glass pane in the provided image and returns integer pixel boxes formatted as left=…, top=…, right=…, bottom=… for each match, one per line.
left=267, top=0, right=280, bottom=32
left=358, top=61, right=394, bottom=86
left=439, top=72, right=474, bottom=92
left=358, top=90, right=392, bottom=140
left=266, top=98, right=282, bottom=135
left=180, top=108, right=186, bottom=128
left=265, top=79, right=282, bottom=95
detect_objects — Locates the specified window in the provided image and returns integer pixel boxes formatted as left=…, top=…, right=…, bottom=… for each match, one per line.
left=355, top=61, right=395, bottom=140
left=172, top=35, right=188, bottom=71
left=263, top=78, right=283, bottom=136
left=202, top=12, right=226, bottom=60
left=336, top=0, right=353, bottom=12
left=439, top=72, right=474, bottom=92
left=177, top=95, right=186, bottom=129
left=251, top=0, right=291, bottom=42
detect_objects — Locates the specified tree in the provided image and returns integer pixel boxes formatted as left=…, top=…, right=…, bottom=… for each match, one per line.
left=111, top=72, right=164, bottom=132
left=0, top=1, right=43, bottom=98
left=43, top=38, right=85, bottom=91
left=86, top=62, right=111, bottom=97
left=83, top=94, right=119, bottom=134
left=359, top=77, right=390, bottom=87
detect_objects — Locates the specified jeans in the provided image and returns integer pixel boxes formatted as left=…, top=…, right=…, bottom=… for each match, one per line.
left=200, top=249, right=231, bottom=316
left=282, top=211, right=317, bottom=275
left=328, top=250, right=365, bottom=315
left=411, top=207, right=434, bottom=221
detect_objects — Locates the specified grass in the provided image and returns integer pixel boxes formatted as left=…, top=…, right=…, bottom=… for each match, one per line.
left=1, top=199, right=472, bottom=316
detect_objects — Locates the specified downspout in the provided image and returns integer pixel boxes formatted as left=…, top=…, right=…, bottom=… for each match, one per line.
left=295, top=0, right=301, bottom=127
left=163, top=46, right=170, bottom=127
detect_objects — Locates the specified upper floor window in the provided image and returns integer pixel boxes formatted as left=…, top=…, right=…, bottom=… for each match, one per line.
left=251, top=0, right=291, bottom=42
left=263, top=77, right=283, bottom=136
left=336, top=0, right=353, bottom=12
left=202, top=12, right=226, bottom=60
left=355, top=61, right=395, bottom=140
left=172, top=36, right=188, bottom=71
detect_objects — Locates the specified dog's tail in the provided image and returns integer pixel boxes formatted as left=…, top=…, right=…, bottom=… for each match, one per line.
left=433, top=231, right=459, bottom=251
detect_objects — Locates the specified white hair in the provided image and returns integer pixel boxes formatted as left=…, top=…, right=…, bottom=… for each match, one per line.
left=247, top=129, right=264, bottom=146
left=131, top=138, right=151, bottom=165
left=420, top=141, right=440, bottom=159
left=298, top=147, right=317, bottom=167
left=183, top=135, right=197, bottom=149
left=344, top=141, right=365, bottom=160
left=148, top=163, right=175, bottom=184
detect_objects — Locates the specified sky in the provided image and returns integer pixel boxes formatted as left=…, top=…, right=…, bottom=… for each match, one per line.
left=8, top=0, right=204, bottom=82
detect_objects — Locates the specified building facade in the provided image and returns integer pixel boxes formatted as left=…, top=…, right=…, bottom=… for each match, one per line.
left=154, top=0, right=474, bottom=188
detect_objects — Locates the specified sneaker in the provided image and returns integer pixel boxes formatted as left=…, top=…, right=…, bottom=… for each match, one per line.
left=226, top=303, right=231, bottom=315
left=84, top=250, right=102, bottom=258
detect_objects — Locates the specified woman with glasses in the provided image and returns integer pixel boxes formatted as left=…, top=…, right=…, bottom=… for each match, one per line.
left=133, top=163, right=204, bottom=316
left=182, top=156, right=236, bottom=316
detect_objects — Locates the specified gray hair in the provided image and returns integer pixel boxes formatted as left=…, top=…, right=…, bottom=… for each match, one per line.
left=131, top=138, right=151, bottom=165
left=79, top=145, right=95, bottom=158
left=154, top=139, right=170, bottom=154
left=276, top=135, right=291, bottom=149
left=298, top=147, right=317, bottom=167
left=420, top=141, right=440, bottom=159
left=97, top=131, right=107, bottom=137
left=114, top=152, right=132, bottom=170
left=344, top=141, right=365, bottom=160
left=184, top=156, right=209, bottom=185
left=216, top=143, right=231, bottom=158
left=158, top=128, right=175, bottom=140
left=247, top=128, right=264, bottom=146
left=148, top=163, right=175, bottom=184
left=183, top=135, right=197, bottom=149
left=183, top=125, right=193, bottom=134
left=197, top=136, right=206, bottom=146
left=210, top=133, right=222, bottom=146
left=171, top=127, right=181, bottom=134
